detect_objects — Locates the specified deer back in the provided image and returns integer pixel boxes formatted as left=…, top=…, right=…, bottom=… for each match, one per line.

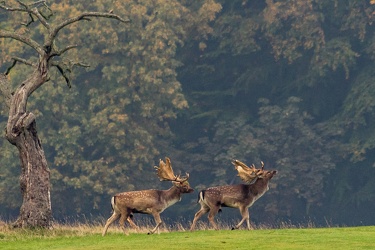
left=112, top=181, right=193, bottom=214
left=113, top=189, right=163, bottom=213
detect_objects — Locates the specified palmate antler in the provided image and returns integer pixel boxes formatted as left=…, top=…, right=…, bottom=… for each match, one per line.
left=232, top=160, right=264, bottom=183
left=154, top=157, right=189, bottom=182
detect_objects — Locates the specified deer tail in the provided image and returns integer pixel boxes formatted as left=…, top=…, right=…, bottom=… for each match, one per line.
left=110, top=196, right=116, bottom=212
left=197, top=190, right=206, bottom=203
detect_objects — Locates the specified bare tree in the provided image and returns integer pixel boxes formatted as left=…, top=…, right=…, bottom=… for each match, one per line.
left=0, top=1, right=129, bottom=228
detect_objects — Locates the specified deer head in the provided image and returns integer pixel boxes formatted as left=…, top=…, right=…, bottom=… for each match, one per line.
left=155, top=157, right=193, bottom=193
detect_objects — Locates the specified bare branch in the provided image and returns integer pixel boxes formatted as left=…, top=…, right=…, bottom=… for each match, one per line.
left=52, top=63, right=71, bottom=88
left=48, top=12, right=130, bottom=45
left=12, top=57, right=35, bottom=66
left=74, top=62, right=90, bottom=68
left=5, top=61, right=17, bottom=76
left=38, top=2, right=53, bottom=21
left=0, top=30, right=44, bottom=55
left=5, top=57, right=35, bottom=75
left=1, top=1, right=50, bottom=28
left=0, top=1, right=47, bottom=11
left=0, top=1, right=27, bottom=11
left=50, top=45, right=78, bottom=58
left=30, top=7, right=50, bottom=29
left=22, top=13, right=35, bottom=27
left=27, top=1, right=49, bottom=9
left=51, top=60, right=89, bottom=88
left=16, top=0, right=28, bottom=8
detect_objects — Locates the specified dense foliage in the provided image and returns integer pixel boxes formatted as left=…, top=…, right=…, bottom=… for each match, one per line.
left=1, top=0, right=375, bottom=226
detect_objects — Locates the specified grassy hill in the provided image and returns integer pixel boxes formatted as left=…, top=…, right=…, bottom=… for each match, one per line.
left=1, top=222, right=374, bottom=249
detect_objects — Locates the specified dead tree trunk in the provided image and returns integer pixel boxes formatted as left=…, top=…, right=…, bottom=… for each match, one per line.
left=3, top=59, right=52, bottom=228
left=10, top=117, right=52, bottom=228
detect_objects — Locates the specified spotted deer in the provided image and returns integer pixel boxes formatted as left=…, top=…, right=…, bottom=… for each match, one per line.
left=102, top=157, right=193, bottom=236
left=190, top=160, right=276, bottom=231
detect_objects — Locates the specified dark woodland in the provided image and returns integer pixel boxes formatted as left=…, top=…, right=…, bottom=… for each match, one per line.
left=1, top=0, right=375, bottom=228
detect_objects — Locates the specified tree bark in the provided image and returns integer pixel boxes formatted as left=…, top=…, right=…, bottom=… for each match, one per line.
left=2, top=61, right=52, bottom=228
left=12, top=116, right=52, bottom=228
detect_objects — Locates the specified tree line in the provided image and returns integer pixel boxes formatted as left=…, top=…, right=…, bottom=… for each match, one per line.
left=1, top=0, right=375, bottom=227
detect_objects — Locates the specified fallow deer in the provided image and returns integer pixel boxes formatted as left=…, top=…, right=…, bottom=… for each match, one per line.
left=190, top=160, right=276, bottom=231
left=102, top=157, right=193, bottom=236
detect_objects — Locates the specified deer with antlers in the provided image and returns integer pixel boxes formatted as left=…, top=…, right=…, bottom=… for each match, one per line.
left=102, top=157, right=193, bottom=236
left=190, top=160, right=276, bottom=231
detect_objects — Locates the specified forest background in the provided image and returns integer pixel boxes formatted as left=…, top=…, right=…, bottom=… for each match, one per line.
left=1, top=0, right=375, bottom=227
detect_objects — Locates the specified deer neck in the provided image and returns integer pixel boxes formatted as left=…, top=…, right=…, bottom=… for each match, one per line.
left=249, top=178, right=269, bottom=195
left=163, top=185, right=183, bottom=206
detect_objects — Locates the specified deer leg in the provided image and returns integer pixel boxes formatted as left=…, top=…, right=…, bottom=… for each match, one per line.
left=102, top=211, right=120, bottom=236
left=246, top=213, right=251, bottom=230
left=190, top=206, right=209, bottom=231
left=232, top=207, right=249, bottom=230
left=207, top=206, right=220, bottom=230
left=119, top=213, right=130, bottom=235
left=127, top=215, right=140, bottom=232
left=148, top=212, right=162, bottom=235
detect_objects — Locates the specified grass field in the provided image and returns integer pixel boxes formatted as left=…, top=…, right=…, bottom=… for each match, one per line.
left=1, top=221, right=375, bottom=250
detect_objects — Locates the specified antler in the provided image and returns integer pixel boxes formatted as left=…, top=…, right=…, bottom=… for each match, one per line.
left=260, top=161, right=264, bottom=170
left=154, top=157, right=189, bottom=182
left=232, top=159, right=264, bottom=183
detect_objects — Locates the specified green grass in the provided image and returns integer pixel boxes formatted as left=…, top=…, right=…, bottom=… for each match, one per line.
left=1, top=222, right=375, bottom=250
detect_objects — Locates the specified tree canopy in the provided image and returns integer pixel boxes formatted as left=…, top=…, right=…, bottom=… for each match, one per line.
left=1, top=0, right=375, bottom=226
